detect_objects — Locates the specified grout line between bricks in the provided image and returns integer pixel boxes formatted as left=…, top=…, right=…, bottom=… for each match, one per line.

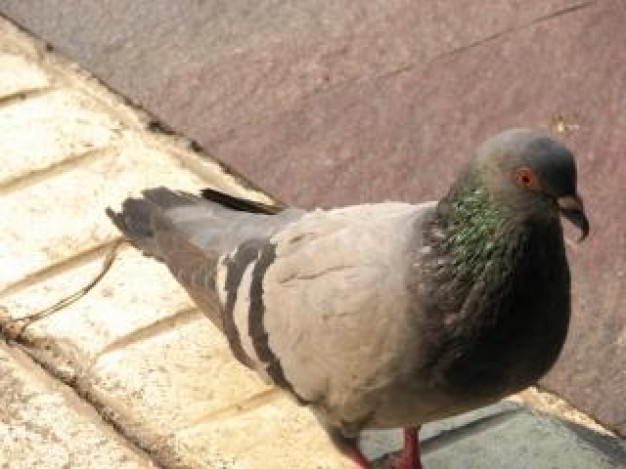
left=0, top=238, right=128, bottom=299
left=94, top=306, right=202, bottom=359
left=0, top=146, right=115, bottom=196
left=178, top=387, right=284, bottom=434
left=0, top=85, right=55, bottom=108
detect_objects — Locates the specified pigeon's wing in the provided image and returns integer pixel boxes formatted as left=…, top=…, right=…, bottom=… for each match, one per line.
left=108, top=188, right=436, bottom=428
left=106, top=187, right=303, bottom=329
left=214, top=202, right=436, bottom=427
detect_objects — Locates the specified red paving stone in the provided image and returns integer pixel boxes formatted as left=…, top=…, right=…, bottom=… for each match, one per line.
left=2, top=0, right=624, bottom=435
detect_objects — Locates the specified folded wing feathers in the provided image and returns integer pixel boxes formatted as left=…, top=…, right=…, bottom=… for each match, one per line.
left=108, top=188, right=430, bottom=418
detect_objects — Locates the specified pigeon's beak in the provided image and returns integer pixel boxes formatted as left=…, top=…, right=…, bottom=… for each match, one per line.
left=557, top=194, right=589, bottom=242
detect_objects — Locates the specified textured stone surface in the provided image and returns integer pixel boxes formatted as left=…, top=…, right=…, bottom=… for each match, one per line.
left=0, top=344, right=156, bottom=469
left=0, top=53, right=49, bottom=98
left=0, top=0, right=595, bottom=205
left=3, top=0, right=623, bottom=435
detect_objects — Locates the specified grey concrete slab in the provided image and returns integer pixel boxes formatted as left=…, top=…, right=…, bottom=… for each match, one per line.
left=417, top=406, right=626, bottom=469
left=366, top=401, right=626, bottom=468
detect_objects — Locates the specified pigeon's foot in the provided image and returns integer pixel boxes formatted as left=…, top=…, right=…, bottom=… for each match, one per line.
left=384, top=427, right=423, bottom=469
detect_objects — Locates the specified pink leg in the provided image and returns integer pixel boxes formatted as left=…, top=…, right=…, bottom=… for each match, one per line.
left=386, top=426, right=423, bottom=469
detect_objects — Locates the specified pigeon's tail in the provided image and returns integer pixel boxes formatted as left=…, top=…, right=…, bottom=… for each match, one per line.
left=107, top=187, right=302, bottom=333
left=105, top=188, right=197, bottom=260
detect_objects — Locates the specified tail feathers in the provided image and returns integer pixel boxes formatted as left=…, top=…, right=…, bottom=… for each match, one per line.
left=106, top=187, right=198, bottom=259
left=105, top=201, right=159, bottom=258
left=200, top=187, right=284, bottom=215
left=107, top=186, right=287, bottom=259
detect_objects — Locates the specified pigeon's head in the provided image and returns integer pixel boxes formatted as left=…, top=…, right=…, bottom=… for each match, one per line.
left=470, top=128, right=589, bottom=241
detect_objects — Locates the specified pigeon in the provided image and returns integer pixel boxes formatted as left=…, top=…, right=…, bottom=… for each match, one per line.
left=106, top=128, right=588, bottom=469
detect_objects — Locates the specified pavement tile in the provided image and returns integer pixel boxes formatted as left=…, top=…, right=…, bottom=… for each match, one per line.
left=0, top=89, right=123, bottom=186
left=361, top=401, right=521, bottom=460
left=175, top=398, right=342, bottom=469
left=0, top=141, right=206, bottom=292
left=0, top=19, right=41, bottom=58
left=0, top=53, right=49, bottom=99
left=365, top=401, right=626, bottom=468
left=90, top=317, right=267, bottom=431
left=421, top=408, right=626, bottom=469
left=0, top=343, right=156, bottom=469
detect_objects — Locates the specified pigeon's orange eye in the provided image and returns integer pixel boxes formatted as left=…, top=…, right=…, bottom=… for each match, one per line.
left=513, top=167, right=541, bottom=191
